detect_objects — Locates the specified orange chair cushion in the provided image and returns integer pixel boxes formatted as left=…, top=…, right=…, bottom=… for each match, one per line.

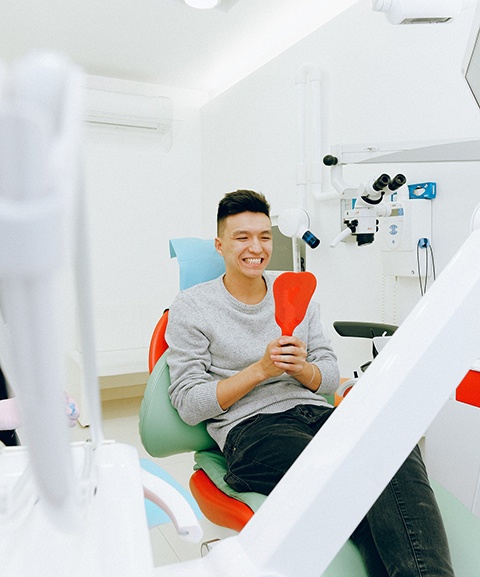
left=456, top=370, right=480, bottom=408
left=147, top=307, right=256, bottom=532
left=149, top=310, right=169, bottom=373
left=189, top=469, right=254, bottom=532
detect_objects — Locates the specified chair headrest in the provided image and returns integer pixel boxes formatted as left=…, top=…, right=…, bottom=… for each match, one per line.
left=169, top=238, right=225, bottom=290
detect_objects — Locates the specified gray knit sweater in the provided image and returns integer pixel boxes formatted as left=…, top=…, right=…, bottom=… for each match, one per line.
left=166, top=273, right=340, bottom=450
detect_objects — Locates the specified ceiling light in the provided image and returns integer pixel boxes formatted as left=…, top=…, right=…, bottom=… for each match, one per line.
left=184, top=0, right=221, bottom=9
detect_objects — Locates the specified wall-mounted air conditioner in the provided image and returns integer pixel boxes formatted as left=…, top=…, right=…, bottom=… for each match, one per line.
left=84, top=87, right=173, bottom=133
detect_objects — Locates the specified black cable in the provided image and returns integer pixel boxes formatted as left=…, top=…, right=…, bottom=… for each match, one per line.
left=416, top=240, right=436, bottom=297
left=424, top=243, right=437, bottom=293
left=425, top=245, right=429, bottom=292
left=416, top=243, right=424, bottom=296
left=429, top=244, right=436, bottom=281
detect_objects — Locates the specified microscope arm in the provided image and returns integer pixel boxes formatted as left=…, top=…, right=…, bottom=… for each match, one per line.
left=329, top=226, right=353, bottom=247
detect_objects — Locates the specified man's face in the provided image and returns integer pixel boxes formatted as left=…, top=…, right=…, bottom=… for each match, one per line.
left=215, top=211, right=272, bottom=280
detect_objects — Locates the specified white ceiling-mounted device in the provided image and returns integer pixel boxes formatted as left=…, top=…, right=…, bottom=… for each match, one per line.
left=371, top=0, right=475, bottom=24
left=184, top=0, right=221, bottom=8
left=84, top=87, right=173, bottom=133
left=167, top=0, right=240, bottom=11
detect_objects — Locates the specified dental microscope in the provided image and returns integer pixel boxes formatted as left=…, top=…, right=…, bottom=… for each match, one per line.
left=324, top=154, right=407, bottom=248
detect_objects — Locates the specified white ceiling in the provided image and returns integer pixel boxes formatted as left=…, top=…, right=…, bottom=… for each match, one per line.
left=0, top=0, right=357, bottom=96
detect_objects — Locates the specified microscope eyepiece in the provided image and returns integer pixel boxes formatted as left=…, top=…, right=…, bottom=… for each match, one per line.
left=372, top=173, right=391, bottom=192
left=388, top=174, right=407, bottom=191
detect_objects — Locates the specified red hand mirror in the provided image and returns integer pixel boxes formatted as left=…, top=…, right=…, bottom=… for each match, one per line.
left=273, top=272, right=317, bottom=336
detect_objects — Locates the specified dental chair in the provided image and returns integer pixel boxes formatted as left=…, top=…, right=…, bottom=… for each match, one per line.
left=140, top=238, right=267, bottom=533
left=140, top=315, right=370, bottom=575
left=139, top=238, right=480, bottom=575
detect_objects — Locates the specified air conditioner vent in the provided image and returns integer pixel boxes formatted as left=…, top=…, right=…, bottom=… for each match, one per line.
left=84, top=88, right=173, bottom=133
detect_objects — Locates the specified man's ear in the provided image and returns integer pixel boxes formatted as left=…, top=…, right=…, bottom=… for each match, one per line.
left=214, top=237, right=223, bottom=256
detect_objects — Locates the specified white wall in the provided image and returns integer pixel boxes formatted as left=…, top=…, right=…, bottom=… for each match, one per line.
left=200, top=0, right=480, bottom=376
left=75, top=79, right=208, bottom=378
left=72, top=0, right=480, bottom=383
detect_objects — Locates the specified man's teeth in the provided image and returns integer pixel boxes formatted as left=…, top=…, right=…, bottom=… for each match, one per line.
left=245, top=258, right=261, bottom=263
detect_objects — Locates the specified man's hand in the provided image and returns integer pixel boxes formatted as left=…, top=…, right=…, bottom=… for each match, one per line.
left=269, top=335, right=307, bottom=376
left=269, top=335, right=321, bottom=392
left=217, top=336, right=320, bottom=410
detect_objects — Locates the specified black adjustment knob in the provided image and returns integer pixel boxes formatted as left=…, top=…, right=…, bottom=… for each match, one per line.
left=323, top=155, right=338, bottom=166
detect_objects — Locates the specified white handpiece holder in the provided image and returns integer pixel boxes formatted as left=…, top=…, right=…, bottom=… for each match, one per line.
left=1, top=442, right=156, bottom=577
left=142, top=469, right=202, bottom=543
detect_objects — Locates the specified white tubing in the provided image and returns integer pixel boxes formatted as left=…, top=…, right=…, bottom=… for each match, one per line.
left=309, top=66, right=324, bottom=201
left=330, top=162, right=359, bottom=198
left=74, top=169, right=104, bottom=448
left=315, top=189, right=342, bottom=202
left=296, top=64, right=325, bottom=206
left=295, top=65, right=308, bottom=209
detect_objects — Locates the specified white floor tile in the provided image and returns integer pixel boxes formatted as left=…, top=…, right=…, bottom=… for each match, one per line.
left=159, top=520, right=236, bottom=563
left=149, top=527, right=181, bottom=566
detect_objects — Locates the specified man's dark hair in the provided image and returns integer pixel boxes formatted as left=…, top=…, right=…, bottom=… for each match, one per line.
left=217, top=190, right=270, bottom=235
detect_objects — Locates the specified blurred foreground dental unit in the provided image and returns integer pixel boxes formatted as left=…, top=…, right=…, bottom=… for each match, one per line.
left=1, top=52, right=480, bottom=577
left=0, top=54, right=200, bottom=577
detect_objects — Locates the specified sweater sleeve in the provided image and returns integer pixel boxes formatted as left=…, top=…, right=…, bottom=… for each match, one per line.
left=166, top=291, right=227, bottom=426
left=305, top=302, right=340, bottom=396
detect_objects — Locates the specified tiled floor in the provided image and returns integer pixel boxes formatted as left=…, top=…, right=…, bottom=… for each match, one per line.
left=70, top=395, right=236, bottom=568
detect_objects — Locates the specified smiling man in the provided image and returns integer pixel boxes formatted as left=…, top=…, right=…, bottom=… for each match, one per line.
left=166, top=189, right=454, bottom=577
left=166, top=189, right=337, bottom=446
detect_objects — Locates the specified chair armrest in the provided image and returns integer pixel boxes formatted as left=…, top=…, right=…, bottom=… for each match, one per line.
left=333, top=321, right=397, bottom=339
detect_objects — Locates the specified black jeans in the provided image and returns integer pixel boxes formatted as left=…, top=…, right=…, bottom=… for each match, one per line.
left=223, top=405, right=454, bottom=577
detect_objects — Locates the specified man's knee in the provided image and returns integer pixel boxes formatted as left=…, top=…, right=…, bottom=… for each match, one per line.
left=223, top=422, right=313, bottom=494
